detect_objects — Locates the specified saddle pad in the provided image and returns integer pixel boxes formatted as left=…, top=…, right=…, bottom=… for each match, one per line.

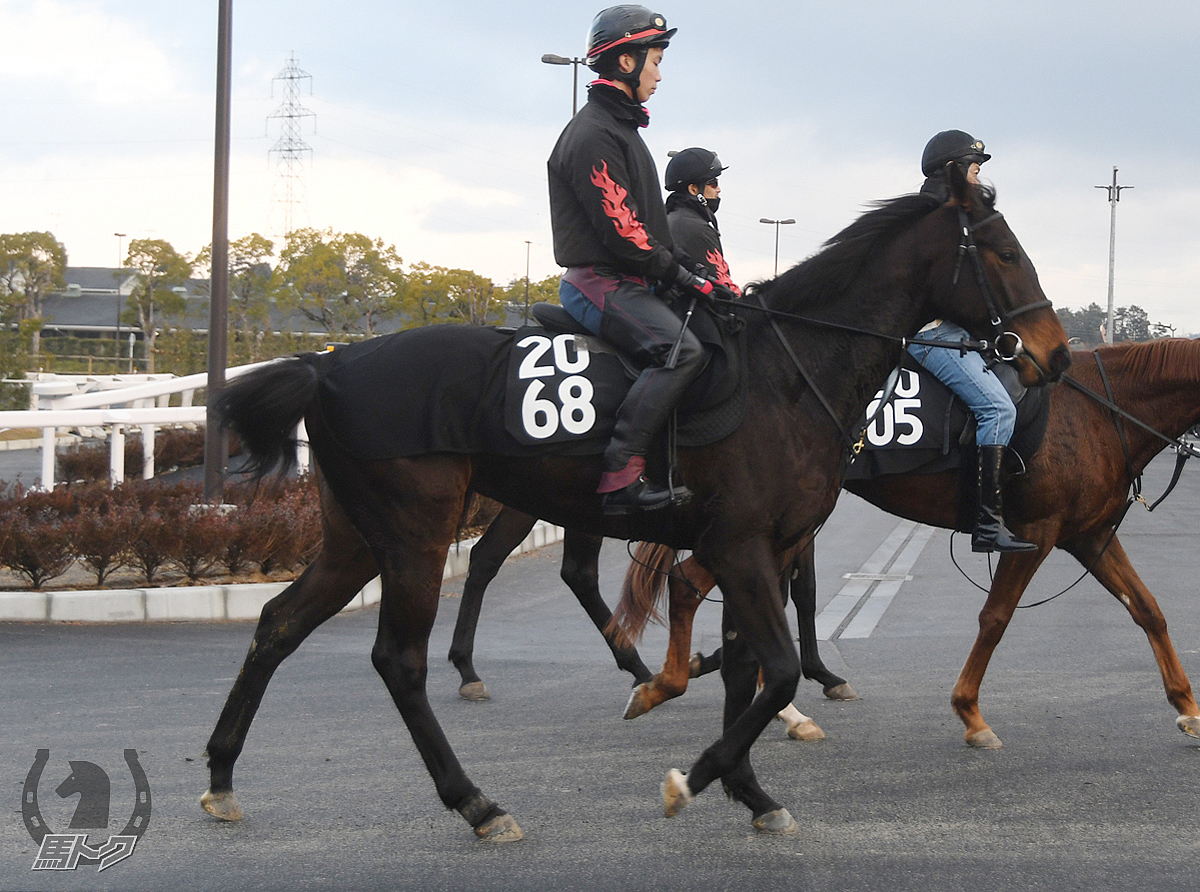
left=845, top=356, right=1048, bottom=481
left=315, top=319, right=749, bottom=462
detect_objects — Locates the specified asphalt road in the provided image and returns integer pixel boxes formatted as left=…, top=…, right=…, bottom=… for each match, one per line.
left=2, top=452, right=1199, bottom=892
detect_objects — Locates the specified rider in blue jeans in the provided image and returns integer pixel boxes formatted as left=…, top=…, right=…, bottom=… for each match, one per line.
left=909, top=130, right=1036, bottom=554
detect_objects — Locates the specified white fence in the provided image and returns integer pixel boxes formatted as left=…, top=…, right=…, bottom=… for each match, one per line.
left=0, top=361, right=309, bottom=488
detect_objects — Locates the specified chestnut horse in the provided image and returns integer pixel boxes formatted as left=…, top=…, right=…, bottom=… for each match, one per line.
left=617, top=338, right=1200, bottom=749
left=201, top=173, right=1069, bottom=841
left=448, top=510, right=844, bottom=742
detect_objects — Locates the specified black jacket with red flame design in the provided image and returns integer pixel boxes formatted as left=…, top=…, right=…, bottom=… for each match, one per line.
left=665, top=191, right=741, bottom=297
left=547, top=82, right=677, bottom=282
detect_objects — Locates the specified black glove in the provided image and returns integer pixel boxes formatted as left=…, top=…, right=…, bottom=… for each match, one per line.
left=669, top=264, right=716, bottom=300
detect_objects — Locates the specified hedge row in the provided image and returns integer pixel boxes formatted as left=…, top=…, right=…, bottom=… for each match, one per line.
left=0, top=477, right=321, bottom=590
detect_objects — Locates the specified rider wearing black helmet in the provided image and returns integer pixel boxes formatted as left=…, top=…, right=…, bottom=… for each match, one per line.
left=909, top=130, right=1034, bottom=553
left=549, top=6, right=721, bottom=514
left=664, top=147, right=740, bottom=297
left=919, top=129, right=991, bottom=203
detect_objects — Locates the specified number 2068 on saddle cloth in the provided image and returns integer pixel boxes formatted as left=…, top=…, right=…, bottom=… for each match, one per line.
left=316, top=325, right=629, bottom=461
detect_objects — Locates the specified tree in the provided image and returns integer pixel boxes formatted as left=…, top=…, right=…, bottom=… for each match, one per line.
left=0, top=231, right=68, bottom=354
left=273, top=229, right=405, bottom=336
left=196, top=233, right=275, bottom=360
left=497, top=273, right=561, bottom=324
left=125, top=238, right=192, bottom=373
left=1057, top=301, right=1176, bottom=346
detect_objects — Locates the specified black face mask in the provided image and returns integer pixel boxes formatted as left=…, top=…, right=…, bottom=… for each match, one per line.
left=705, top=195, right=720, bottom=214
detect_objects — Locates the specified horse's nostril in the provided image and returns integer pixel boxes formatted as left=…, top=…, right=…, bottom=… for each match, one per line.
left=1050, top=346, right=1072, bottom=378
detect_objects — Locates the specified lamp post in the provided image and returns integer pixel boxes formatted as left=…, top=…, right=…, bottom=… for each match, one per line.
left=204, top=0, right=232, bottom=502
left=523, top=240, right=532, bottom=324
left=759, top=217, right=796, bottom=277
left=541, top=54, right=585, bottom=116
left=113, top=232, right=125, bottom=368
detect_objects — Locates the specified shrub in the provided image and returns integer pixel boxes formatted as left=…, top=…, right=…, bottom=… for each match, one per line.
left=0, top=472, right=322, bottom=590
left=71, top=501, right=138, bottom=586
left=0, top=489, right=76, bottom=589
left=171, top=506, right=235, bottom=582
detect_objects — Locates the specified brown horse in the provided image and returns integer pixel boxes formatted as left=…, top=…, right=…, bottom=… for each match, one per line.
left=200, top=172, right=1069, bottom=841
left=616, top=338, right=1200, bottom=749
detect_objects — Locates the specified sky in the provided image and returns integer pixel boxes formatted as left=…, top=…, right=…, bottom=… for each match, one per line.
left=2, top=0, right=1198, bottom=333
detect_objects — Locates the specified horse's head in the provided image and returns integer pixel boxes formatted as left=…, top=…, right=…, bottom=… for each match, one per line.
left=922, top=164, right=1071, bottom=386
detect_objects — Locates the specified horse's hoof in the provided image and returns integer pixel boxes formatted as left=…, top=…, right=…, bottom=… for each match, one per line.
left=688, top=653, right=703, bottom=678
left=824, top=682, right=858, bottom=701
left=753, top=808, right=798, bottom=835
left=624, top=685, right=650, bottom=720
left=784, top=718, right=826, bottom=742
left=662, top=769, right=693, bottom=817
left=459, top=681, right=490, bottom=701
left=966, top=728, right=1003, bottom=749
left=474, top=813, right=524, bottom=842
left=200, top=789, right=243, bottom=822
left=1176, top=714, right=1200, bottom=739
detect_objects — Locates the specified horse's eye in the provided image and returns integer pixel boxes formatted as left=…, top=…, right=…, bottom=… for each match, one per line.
left=998, top=249, right=1018, bottom=264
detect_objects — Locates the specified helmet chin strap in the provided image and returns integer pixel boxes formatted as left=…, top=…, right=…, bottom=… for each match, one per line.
left=614, top=47, right=649, bottom=95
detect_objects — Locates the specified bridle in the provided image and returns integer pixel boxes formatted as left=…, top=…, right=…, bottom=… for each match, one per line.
left=950, top=205, right=1053, bottom=374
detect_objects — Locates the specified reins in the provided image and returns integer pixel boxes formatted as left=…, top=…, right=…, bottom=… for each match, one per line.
left=1062, top=350, right=1200, bottom=510
left=955, top=347, right=1199, bottom=607
left=715, top=204, right=1045, bottom=461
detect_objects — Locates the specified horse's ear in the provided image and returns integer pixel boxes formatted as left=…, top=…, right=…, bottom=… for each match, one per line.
left=948, top=160, right=972, bottom=208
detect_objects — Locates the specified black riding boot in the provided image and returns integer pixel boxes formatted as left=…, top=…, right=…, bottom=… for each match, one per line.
left=972, top=445, right=1037, bottom=553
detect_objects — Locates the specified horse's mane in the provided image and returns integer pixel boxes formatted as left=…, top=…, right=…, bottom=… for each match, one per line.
left=1093, top=337, right=1200, bottom=386
left=744, top=186, right=999, bottom=315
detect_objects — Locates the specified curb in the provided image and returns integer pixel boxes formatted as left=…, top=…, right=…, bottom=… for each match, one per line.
left=0, top=520, right=565, bottom=624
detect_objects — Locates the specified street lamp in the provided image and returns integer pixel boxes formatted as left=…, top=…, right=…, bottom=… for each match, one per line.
left=113, top=232, right=126, bottom=368
left=541, top=53, right=585, bottom=116
left=523, top=240, right=532, bottom=324
left=759, top=218, right=796, bottom=277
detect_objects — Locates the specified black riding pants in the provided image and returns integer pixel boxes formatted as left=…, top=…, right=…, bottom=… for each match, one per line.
left=592, top=279, right=707, bottom=471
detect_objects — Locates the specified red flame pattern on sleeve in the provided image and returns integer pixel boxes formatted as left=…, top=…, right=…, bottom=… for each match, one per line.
left=706, top=249, right=742, bottom=297
left=590, top=161, right=652, bottom=251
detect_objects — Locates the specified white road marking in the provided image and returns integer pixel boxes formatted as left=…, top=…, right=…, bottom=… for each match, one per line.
left=815, top=519, right=936, bottom=640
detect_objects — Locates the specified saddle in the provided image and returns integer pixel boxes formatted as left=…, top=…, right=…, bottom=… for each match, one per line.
left=312, top=303, right=746, bottom=463
left=843, top=354, right=1050, bottom=533
left=501, top=300, right=748, bottom=452
left=844, top=354, right=1049, bottom=481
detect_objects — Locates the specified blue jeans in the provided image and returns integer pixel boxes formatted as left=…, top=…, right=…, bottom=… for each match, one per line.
left=907, top=321, right=1015, bottom=446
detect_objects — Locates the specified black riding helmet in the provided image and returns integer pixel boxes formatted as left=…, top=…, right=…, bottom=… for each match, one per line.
left=921, top=130, right=991, bottom=177
left=665, top=147, right=727, bottom=192
left=585, top=6, right=676, bottom=94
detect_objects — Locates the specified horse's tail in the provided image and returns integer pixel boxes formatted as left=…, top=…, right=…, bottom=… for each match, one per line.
left=218, top=355, right=322, bottom=480
left=607, top=541, right=677, bottom=647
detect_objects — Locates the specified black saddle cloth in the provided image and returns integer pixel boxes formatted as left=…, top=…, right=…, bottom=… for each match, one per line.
left=844, top=353, right=1049, bottom=481
left=313, top=307, right=746, bottom=462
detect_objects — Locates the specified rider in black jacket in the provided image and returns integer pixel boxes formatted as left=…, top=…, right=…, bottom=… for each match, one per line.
left=664, top=147, right=741, bottom=297
left=549, top=6, right=720, bottom=514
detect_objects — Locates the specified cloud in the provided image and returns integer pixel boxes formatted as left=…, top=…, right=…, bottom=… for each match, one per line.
left=0, top=0, right=179, bottom=106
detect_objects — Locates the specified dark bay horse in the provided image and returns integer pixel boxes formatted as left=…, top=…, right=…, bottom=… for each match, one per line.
left=449, top=512, right=654, bottom=701
left=618, top=338, right=1200, bottom=749
left=449, top=505, right=845, bottom=740
left=201, top=172, right=1069, bottom=841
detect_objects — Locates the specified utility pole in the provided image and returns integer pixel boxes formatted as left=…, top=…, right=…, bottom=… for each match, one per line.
left=1094, top=167, right=1133, bottom=344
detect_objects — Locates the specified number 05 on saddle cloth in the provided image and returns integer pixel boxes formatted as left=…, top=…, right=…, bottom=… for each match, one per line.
left=314, top=321, right=745, bottom=462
